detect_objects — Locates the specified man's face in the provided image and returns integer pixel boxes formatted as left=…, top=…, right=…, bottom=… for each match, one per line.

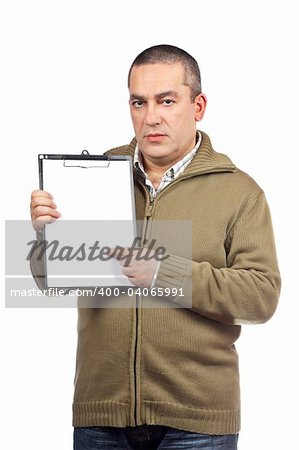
left=129, top=62, right=207, bottom=167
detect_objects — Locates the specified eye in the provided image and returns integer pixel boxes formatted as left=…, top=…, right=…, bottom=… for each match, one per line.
left=132, top=100, right=144, bottom=109
left=162, top=99, right=175, bottom=106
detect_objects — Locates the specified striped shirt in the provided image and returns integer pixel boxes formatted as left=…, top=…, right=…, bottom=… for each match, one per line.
left=134, top=131, right=202, bottom=199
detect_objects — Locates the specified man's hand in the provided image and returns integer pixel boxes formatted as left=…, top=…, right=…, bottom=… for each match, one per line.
left=112, top=247, right=159, bottom=288
left=30, top=190, right=61, bottom=232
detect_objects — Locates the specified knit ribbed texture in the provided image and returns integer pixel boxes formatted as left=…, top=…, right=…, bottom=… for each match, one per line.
left=142, top=402, right=240, bottom=435
left=156, top=255, right=189, bottom=288
left=73, top=399, right=240, bottom=434
left=73, top=401, right=130, bottom=427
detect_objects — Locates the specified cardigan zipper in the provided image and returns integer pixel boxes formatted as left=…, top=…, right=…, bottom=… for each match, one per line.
left=133, top=295, right=139, bottom=425
left=133, top=192, right=154, bottom=425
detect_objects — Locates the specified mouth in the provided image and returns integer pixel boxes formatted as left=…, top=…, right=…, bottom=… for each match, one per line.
left=144, top=133, right=167, bottom=142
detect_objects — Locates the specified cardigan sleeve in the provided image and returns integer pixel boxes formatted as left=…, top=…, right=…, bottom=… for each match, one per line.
left=154, top=192, right=281, bottom=325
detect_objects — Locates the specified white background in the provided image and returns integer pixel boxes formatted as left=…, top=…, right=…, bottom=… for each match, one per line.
left=1, top=0, right=299, bottom=449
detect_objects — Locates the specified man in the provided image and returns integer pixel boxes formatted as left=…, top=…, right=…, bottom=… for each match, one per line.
left=30, top=45, right=281, bottom=450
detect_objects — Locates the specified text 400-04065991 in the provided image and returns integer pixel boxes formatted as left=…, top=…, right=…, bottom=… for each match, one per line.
left=95, top=287, right=185, bottom=297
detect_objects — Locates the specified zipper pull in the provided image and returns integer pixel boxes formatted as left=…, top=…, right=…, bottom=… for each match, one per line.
left=145, top=198, right=154, bottom=218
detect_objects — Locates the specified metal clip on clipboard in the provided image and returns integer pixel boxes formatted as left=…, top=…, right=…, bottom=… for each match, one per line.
left=39, top=150, right=110, bottom=169
left=63, top=150, right=111, bottom=169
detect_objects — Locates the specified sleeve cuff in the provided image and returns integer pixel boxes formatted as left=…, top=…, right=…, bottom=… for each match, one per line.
left=155, top=255, right=190, bottom=288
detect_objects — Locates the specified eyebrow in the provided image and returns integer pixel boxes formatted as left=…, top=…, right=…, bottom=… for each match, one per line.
left=129, top=91, right=178, bottom=101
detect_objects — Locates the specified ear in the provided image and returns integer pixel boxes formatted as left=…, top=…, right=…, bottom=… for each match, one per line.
left=194, top=94, right=207, bottom=122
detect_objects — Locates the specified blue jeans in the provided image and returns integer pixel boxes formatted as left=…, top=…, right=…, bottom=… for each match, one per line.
left=73, top=425, right=239, bottom=449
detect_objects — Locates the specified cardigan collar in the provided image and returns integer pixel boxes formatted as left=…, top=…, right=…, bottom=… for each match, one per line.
left=107, top=130, right=237, bottom=177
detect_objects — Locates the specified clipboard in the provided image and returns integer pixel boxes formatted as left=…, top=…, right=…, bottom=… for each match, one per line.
left=38, top=150, right=137, bottom=289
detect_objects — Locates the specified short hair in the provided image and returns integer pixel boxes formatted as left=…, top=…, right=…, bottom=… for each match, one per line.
left=128, top=44, right=202, bottom=101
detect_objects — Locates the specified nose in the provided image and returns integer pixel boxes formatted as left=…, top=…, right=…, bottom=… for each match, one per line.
left=145, top=104, right=161, bottom=126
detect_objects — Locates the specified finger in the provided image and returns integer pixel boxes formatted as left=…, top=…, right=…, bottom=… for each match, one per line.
left=30, top=196, right=57, bottom=211
left=32, top=215, right=58, bottom=232
left=122, top=266, right=136, bottom=277
left=31, top=190, right=53, bottom=200
left=35, top=215, right=57, bottom=223
left=31, top=205, right=61, bottom=221
left=31, top=205, right=61, bottom=218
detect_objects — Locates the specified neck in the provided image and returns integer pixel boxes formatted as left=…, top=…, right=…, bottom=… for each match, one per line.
left=143, top=141, right=196, bottom=175
left=143, top=164, right=168, bottom=190
left=143, top=147, right=195, bottom=189
left=143, top=158, right=172, bottom=176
